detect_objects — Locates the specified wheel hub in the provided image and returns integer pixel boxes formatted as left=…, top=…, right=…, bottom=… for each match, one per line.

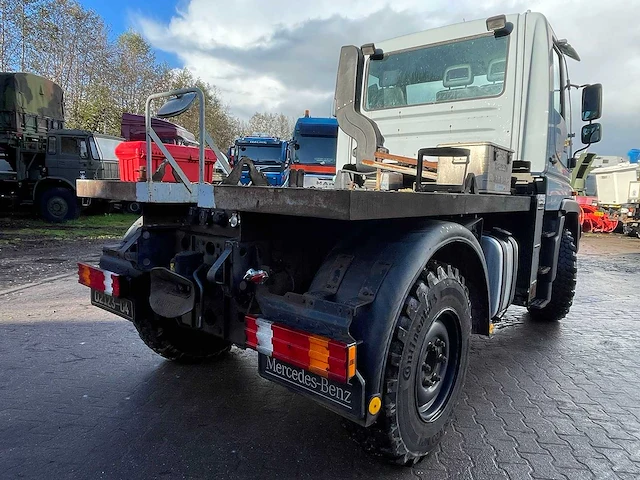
left=421, top=339, right=447, bottom=387
left=48, top=196, right=68, bottom=219
left=415, top=311, right=459, bottom=422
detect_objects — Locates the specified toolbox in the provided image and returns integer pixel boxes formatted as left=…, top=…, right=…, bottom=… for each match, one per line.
left=436, top=142, right=513, bottom=194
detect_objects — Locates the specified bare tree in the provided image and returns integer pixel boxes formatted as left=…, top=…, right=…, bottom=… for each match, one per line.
left=168, top=68, right=241, bottom=149
left=0, top=0, right=243, bottom=146
left=241, top=112, right=295, bottom=139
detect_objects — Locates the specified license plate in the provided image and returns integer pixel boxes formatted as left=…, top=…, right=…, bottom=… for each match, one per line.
left=91, top=289, right=134, bottom=321
left=258, top=354, right=364, bottom=419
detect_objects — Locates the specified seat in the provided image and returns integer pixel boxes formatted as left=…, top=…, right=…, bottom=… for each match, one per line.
left=435, top=64, right=474, bottom=102
left=367, top=84, right=382, bottom=109
left=379, top=70, right=406, bottom=107
left=486, top=58, right=506, bottom=83
left=477, top=58, right=506, bottom=96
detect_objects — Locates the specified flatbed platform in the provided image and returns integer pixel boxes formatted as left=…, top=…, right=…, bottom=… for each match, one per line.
left=77, top=180, right=532, bottom=221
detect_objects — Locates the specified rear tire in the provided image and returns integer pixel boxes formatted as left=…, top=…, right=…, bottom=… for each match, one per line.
left=527, top=229, right=577, bottom=322
left=133, top=314, right=231, bottom=363
left=39, top=187, right=79, bottom=222
left=124, top=201, right=141, bottom=214
left=349, top=263, right=471, bottom=465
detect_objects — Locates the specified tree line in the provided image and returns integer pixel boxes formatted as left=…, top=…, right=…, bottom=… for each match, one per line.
left=0, top=0, right=294, bottom=148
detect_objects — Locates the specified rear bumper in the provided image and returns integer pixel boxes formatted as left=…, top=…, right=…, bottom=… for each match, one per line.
left=79, top=261, right=374, bottom=424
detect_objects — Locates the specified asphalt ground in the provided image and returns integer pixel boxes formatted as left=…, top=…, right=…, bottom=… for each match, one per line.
left=1, top=234, right=639, bottom=479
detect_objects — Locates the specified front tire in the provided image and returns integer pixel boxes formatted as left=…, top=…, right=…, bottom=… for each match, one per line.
left=39, top=187, right=79, bottom=222
left=352, top=263, right=471, bottom=465
left=528, top=229, right=577, bottom=322
left=133, top=314, right=231, bottom=363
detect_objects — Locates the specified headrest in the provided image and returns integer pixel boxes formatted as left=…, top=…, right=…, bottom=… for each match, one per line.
left=443, top=64, right=474, bottom=88
left=487, top=59, right=506, bottom=83
left=380, top=70, right=400, bottom=88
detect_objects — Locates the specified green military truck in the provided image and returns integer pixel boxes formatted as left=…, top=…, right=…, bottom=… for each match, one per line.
left=0, top=72, right=121, bottom=221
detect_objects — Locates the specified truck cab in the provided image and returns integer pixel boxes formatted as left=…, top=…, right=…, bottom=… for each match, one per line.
left=0, top=72, right=125, bottom=221
left=233, top=135, right=288, bottom=186
left=336, top=12, right=601, bottom=211
left=289, top=114, right=338, bottom=188
left=29, top=130, right=122, bottom=221
left=44, top=130, right=121, bottom=183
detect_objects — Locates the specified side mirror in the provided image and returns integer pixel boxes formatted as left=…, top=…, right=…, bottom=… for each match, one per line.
left=157, top=92, right=197, bottom=118
left=582, top=84, right=602, bottom=121
left=581, top=123, right=602, bottom=144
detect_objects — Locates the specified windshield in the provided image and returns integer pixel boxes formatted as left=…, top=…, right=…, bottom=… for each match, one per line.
left=93, top=136, right=122, bottom=161
left=237, top=144, right=282, bottom=164
left=294, top=136, right=337, bottom=165
left=366, top=34, right=509, bottom=110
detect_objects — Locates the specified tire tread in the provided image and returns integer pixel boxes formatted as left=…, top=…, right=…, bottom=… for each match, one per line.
left=346, top=261, right=471, bottom=465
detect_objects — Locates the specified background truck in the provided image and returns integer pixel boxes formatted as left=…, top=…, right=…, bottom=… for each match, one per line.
left=76, top=12, right=601, bottom=465
left=288, top=112, right=338, bottom=188
left=0, top=72, right=121, bottom=221
left=232, top=135, right=288, bottom=186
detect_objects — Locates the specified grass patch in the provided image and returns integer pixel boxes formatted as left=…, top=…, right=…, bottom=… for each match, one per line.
left=1, top=213, right=139, bottom=241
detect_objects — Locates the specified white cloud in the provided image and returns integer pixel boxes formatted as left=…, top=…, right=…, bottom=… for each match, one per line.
left=136, top=0, right=640, bottom=155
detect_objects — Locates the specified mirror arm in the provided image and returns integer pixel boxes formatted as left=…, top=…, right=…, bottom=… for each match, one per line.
left=572, top=144, right=590, bottom=161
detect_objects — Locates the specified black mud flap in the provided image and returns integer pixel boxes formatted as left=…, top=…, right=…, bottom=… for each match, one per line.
left=149, top=267, right=196, bottom=318
left=258, top=354, right=366, bottom=423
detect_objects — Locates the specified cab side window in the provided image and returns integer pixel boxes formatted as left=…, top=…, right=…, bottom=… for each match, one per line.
left=47, top=136, right=57, bottom=155
left=61, top=137, right=78, bottom=155
left=552, top=49, right=565, bottom=119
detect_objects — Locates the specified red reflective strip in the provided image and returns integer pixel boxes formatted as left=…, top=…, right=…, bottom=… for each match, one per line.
left=245, top=315, right=258, bottom=348
left=111, top=274, right=121, bottom=297
left=79, top=263, right=106, bottom=292
left=242, top=315, right=355, bottom=383
left=290, top=164, right=335, bottom=174
left=327, top=340, right=347, bottom=379
left=90, top=269, right=104, bottom=289
left=272, top=338, right=311, bottom=370
left=271, top=323, right=311, bottom=369
left=78, top=263, right=125, bottom=297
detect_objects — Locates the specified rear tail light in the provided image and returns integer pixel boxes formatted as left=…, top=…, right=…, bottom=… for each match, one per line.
left=77, top=263, right=122, bottom=297
left=245, top=316, right=356, bottom=383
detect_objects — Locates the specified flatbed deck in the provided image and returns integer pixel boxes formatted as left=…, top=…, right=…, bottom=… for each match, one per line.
left=77, top=180, right=532, bottom=221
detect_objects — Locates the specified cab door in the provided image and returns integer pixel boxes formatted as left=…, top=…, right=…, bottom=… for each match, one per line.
left=545, top=47, right=573, bottom=209
left=47, top=135, right=90, bottom=181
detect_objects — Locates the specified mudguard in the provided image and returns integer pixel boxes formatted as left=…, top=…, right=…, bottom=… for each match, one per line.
left=33, top=177, right=75, bottom=200
left=306, top=220, right=490, bottom=424
left=560, top=198, right=581, bottom=250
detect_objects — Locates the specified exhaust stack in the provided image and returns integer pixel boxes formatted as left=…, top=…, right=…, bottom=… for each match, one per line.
left=333, top=45, right=385, bottom=173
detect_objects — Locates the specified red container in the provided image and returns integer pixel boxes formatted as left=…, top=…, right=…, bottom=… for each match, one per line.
left=115, top=141, right=217, bottom=183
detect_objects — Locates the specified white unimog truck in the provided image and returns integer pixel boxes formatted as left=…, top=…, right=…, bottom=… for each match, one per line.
left=76, top=12, right=602, bottom=464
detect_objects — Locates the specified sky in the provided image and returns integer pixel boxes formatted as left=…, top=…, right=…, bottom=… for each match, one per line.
left=82, top=0, right=639, bottom=157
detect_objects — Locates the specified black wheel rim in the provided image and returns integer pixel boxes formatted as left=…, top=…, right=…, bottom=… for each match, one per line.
left=415, top=309, right=460, bottom=422
left=47, top=196, right=68, bottom=219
